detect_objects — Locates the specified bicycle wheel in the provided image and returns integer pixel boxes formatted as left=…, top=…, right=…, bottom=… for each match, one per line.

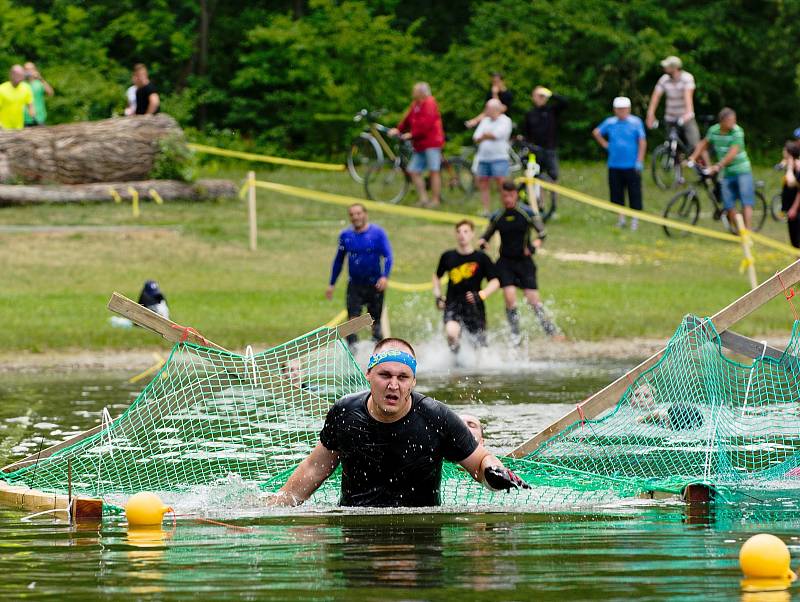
left=651, top=144, right=681, bottom=190
left=663, top=189, right=700, bottom=237
left=535, top=174, right=557, bottom=222
left=364, top=159, right=409, bottom=204
left=347, top=134, right=382, bottom=184
left=751, top=189, right=768, bottom=232
left=771, top=192, right=787, bottom=223
left=441, top=157, right=474, bottom=204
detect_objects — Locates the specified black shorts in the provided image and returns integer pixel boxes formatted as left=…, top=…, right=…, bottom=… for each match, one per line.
left=443, top=299, right=486, bottom=334
left=496, top=256, right=537, bottom=290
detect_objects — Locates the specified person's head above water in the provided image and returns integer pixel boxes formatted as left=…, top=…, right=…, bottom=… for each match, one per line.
left=460, top=413, right=484, bottom=446
left=366, top=338, right=418, bottom=422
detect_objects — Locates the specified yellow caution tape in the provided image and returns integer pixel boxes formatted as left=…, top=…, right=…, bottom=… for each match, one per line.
left=238, top=179, right=251, bottom=200
left=109, top=187, right=122, bottom=203
left=128, top=353, right=166, bottom=384
left=188, top=142, right=346, bottom=172
left=739, top=256, right=755, bottom=273
left=388, top=280, right=433, bottom=292
left=324, top=309, right=348, bottom=328
left=148, top=188, right=164, bottom=205
left=127, top=186, right=140, bottom=218
left=750, top=230, right=800, bottom=257
left=252, top=180, right=489, bottom=227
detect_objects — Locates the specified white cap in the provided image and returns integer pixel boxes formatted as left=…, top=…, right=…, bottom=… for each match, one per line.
left=612, top=96, right=631, bottom=109
left=660, top=55, right=682, bottom=69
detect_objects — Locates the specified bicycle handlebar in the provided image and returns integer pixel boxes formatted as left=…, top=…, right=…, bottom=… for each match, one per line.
left=353, top=108, right=388, bottom=123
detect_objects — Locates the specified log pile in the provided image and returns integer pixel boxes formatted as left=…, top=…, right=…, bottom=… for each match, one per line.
left=0, top=114, right=182, bottom=184
left=0, top=179, right=238, bottom=205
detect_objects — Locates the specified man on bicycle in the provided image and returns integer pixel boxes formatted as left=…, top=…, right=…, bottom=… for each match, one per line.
left=688, top=107, right=755, bottom=230
left=645, top=56, right=700, bottom=151
left=389, top=82, right=445, bottom=208
left=520, top=86, right=568, bottom=186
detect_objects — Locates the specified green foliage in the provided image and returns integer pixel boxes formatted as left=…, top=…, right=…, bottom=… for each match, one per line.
left=150, top=133, right=196, bottom=181
left=1, top=0, right=799, bottom=158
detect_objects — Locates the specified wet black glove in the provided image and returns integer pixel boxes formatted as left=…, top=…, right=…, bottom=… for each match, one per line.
left=484, top=465, right=531, bottom=491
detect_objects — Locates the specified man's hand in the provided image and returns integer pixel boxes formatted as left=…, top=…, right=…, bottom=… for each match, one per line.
left=400, top=133, right=413, bottom=141
left=789, top=207, right=798, bottom=221
left=645, top=114, right=656, bottom=129
left=435, top=296, right=446, bottom=310
left=709, top=164, right=721, bottom=175
left=388, top=127, right=400, bottom=137
left=325, top=285, right=335, bottom=300
left=375, top=277, right=388, bottom=292
left=635, top=160, right=643, bottom=173
left=484, top=466, right=531, bottom=491
left=465, top=291, right=478, bottom=304
left=533, top=238, right=542, bottom=249
left=477, top=238, right=488, bottom=250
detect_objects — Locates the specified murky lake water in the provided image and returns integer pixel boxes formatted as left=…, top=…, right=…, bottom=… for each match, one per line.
left=1, top=360, right=798, bottom=600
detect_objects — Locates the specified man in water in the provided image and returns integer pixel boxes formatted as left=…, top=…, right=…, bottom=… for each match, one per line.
left=478, top=181, right=559, bottom=343
left=326, top=203, right=393, bottom=349
left=460, top=413, right=485, bottom=446
left=268, top=338, right=529, bottom=507
left=433, top=219, right=500, bottom=353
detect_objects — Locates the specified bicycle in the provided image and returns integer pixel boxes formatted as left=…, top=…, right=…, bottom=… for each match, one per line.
left=364, top=141, right=475, bottom=205
left=650, top=118, right=689, bottom=190
left=662, top=162, right=767, bottom=237
left=346, top=109, right=395, bottom=184
left=513, top=142, right=557, bottom=222
left=770, top=163, right=787, bottom=223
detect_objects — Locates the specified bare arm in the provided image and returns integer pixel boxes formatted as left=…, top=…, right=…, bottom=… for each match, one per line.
left=637, top=136, right=647, bottom=164
left=646, top=87, right=663, bottom=128
left=786, top=158, right=797, bottom=188
left=714, top=144, right=740, bottom=171
left=683, top=87, right=695, bottom=121
left=268, top=442, right=339, bottom=506
left=592, top=128, right=608, bottom=150
left=26, top=104, right=36, bottom=122
left=458, top=444, right=503, bottom=483
left=145, top=92, right=160, bottom=115
left=41, top=78, right=54, bottom=97
left=688, top=138, right=709, bottom=163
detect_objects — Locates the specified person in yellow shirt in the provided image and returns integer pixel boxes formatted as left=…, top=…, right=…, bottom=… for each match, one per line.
left=0, top=65, right=35, bottom=129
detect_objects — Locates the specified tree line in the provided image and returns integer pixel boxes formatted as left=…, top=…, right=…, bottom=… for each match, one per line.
left=3, top=0, right=799, bottom=160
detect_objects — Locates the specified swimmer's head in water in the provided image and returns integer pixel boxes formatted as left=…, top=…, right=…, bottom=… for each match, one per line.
left=667, top=403, right=704, bottom=430
left=630, top=383, right=657, bottom=411
left=460, top=413, right=484, bottom=446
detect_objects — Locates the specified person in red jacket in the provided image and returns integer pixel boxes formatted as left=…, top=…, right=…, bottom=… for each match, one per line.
left=390, top=82, right=445, bottom=207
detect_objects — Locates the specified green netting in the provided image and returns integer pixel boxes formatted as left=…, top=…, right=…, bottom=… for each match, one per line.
left=4, top=315, right=800, bottom=511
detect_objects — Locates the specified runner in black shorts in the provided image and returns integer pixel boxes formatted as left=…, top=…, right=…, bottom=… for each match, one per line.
left=432, top=220, right=500, bottom=353
left=478, top=180, right=559, bottom=343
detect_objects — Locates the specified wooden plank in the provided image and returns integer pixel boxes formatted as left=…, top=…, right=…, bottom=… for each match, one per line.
left=107, top=292, right=229, bottom=352
left=510, top=259, right=800, bottom=458
left=336, top=314, right=373, bottom=340
left=1, top=425, right=103, bottom=473
left=720, top=330, right=786, bottom=362
left=0, top=481, right=103, bottom=521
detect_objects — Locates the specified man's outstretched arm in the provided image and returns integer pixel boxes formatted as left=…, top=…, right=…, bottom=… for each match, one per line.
left=268, top=443, right=340, bottom=506
left=459, top=446, right=531, bottom=491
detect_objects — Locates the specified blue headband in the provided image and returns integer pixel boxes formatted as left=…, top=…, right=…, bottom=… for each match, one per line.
left=367, top=349, right=417, bottom=375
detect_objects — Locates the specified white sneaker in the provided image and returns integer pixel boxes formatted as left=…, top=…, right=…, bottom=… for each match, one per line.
left=630, top=218, right=639, bottom=231
left=616, top=217, right=626, bottom=228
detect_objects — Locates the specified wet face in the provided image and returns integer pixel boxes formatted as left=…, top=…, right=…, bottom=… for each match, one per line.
left=348, top=205, right=368, bottom=230
left=455, top=224, right=473, bottom=247
left=367, top=361, right=416, bottom=417
left=501, top=186, right=518, bottom=208
left=460, top=414, right=484, bottom=446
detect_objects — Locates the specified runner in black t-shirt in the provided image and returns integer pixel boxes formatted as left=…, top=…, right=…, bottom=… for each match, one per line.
left=433, top=220, right=500, bottom=353
left=268, top=338, right=529, bottom=508
left=132, top=63, right=160, bottom=115
left=478, top=181, right=559, bottom=343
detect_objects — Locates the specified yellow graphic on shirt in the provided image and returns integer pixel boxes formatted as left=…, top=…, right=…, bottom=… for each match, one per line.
left=449, top=262, right=479, bottom=285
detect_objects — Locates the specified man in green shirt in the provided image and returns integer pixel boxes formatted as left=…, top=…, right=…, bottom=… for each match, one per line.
left=689, top=107, right=754, bottom=229
left=23, top=62, right=53, bottom=126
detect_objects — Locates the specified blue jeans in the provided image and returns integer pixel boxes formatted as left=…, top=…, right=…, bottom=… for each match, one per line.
left=476, top=159, right=510, bottom=178
left=720, top=172, right=755, bottom=210
left=407, top=148, right=442, bottom=173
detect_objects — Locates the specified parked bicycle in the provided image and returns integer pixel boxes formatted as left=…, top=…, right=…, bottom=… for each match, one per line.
left=364, top=139, right=475, bottom=205
left=513, top=142, right=557, bottom=222
left=770, top=163, right=787, bottom=223
left=346, top=109, right=394, bottom=184
left=662, top=161, right=767, bottom=237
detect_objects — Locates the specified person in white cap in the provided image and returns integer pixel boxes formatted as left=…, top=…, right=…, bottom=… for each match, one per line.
left=645, top=55, right=700, bottom=151
left=592, top=97, right=647, bottom=229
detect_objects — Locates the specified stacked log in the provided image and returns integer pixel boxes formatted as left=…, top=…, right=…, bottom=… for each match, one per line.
left=0, top=114, right=182, bottom=184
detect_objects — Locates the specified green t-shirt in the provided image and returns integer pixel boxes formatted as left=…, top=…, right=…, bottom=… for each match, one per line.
left=24, top=79, right=47, bottom=125
left=706, top=123, right=751, bottom=177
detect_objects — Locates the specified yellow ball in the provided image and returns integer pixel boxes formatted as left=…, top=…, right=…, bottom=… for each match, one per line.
left=739, top=534, right=795, bottom=579
left=125, top=492, right=172, bottom=527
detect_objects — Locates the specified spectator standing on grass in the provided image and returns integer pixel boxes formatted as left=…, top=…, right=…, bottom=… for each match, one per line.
left=779, top=141, right=800, bottom=248
left=326, top=203, right=393, bottom=350
left=645, top=56, right=700, bottom=151
left=389, top=82, right=445, bottom=208
left=688, top=108, right=754, bottom=231
left=132, top=63, right=160, bottom=115
left=125, top=72, right=138, bottom=116
left=466, top=72, right=514, bottom=128
left=0, top=65, right=35, bottom=130
left=592, top=97, right=647, bottom=230
left=473, top=99, right=513, bottom=215
left=23, top=62, right=53, bottom=127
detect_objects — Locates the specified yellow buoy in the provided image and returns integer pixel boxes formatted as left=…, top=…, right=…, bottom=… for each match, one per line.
left=739, top=533, right=797, bottom=592
left=125, top=492, right=172, bottom=527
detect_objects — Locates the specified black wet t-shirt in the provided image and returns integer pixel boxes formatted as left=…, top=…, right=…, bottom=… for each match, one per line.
left=319, top=390, right=478, bottom=507
left=436, top=249, right=496, bottom=302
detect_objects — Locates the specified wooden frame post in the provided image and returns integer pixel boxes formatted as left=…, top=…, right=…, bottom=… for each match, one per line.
left=510, top=259, right=800, bottom=458
left=247, top=170, right=257, bottom=251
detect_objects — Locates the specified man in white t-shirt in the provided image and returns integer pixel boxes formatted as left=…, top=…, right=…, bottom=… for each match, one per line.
left=473, top=99, right=512, bottom=215
left=645, top=55, right=700, bottom=150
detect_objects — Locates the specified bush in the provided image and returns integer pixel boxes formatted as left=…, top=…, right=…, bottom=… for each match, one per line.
left=150, top=134, right=196, bottom=182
